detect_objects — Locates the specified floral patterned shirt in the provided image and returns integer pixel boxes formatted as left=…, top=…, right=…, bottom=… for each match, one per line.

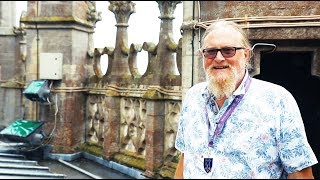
left=175, top=71, right=318, bottom=179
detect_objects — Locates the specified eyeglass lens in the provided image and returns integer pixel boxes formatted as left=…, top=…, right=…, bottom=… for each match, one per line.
left=203, top=47, right=241, bottom=59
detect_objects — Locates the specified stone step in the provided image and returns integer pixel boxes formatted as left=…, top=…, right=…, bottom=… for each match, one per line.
left=0, top=171, right=66, bottom=179
left=0, top=165, right=50, bottom=174
left=0, top=157, right=66, bottom=179
left=0, top=140, right=66, bottom=179
left=0, top=175, right=63, bottom=179
left=0, top=163, right=49, bottom=170
left=0, top=152, right=26, bottom=160
left=0, top=152, right=26, bottom=158
left=0, top=159, right=38, bottom=166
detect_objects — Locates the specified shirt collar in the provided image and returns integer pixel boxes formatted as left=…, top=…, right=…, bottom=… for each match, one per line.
left=233, top=69, right=249, bottom=96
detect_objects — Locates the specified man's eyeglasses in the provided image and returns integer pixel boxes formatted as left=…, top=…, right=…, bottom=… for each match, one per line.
left=202, top=47, right=245, bottom=59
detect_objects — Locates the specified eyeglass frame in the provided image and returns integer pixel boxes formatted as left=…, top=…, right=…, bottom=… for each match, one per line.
left=202, top=47, right=246, bottom=59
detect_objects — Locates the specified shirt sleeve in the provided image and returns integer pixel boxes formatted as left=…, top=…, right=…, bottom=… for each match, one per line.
left=278, top=89, right=318, bottom=173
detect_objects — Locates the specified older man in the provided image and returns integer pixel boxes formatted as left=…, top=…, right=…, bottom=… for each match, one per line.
left=174, top=20, right=318, bottom=179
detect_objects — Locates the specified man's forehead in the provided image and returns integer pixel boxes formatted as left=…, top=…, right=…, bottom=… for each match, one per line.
left=210, top=25, right=239, bottom=34
left=205, top=27, right=242, bottom=41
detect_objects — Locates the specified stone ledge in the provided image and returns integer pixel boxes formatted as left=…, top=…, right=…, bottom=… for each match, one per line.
left=46, top=151, right=147, bottom=179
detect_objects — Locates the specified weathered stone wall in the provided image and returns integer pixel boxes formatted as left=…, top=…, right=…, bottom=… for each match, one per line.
left=86, top=1, right=182, bottom=178
left=200, top=1, right=320, bottom=20
left=19, top=1, right=98, bottom=153
left=0, top=1, right=25, bottom=128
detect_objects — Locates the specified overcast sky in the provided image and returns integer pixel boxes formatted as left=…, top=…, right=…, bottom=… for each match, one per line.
left=15, top=1, right=183, bottom=74
left=15, top=1, right=182, bottom=45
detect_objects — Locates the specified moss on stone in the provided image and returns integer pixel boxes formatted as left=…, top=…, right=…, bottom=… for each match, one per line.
left=105, top=89, right=120, bottom=96
left=143, top=89, right=163, bottom=99
left=77, top=143, right=180, bottom=179
left=172, top=151, right=181, bottom=163
left=79, top=145, right=146, bottom=171
left=21, top=16, right=75, bottom=22
left=78, top=143, right=104, bottom=157
left=157, top=165, right=176, bottom=179
left=166, top=73, right=177, bottom=80
left=121, top=74, right=132, bottom=80
left=0, top=79, right=25, bottom=89
left=167, top=41, right=178, bottom=51
left=21, top=54, right=26, bottom=61
left=132, top=68, right=140, bottom=76
left=113, top=152, right=146, bottom=170
left=21, top=16, right=95, bottom=27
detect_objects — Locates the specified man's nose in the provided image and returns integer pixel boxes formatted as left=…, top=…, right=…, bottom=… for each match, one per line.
left=214, top=50, right=225, bottom=62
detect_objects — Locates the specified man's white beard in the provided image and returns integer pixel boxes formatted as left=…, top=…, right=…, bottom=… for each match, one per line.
left=206, top=66, right=238, bottom=100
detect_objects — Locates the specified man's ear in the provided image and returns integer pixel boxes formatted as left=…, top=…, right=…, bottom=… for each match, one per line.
left=244, top=48, right=251, bottom=61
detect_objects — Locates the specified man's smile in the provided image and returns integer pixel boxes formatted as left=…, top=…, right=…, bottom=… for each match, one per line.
left=213, top=65, right=229, bottom=69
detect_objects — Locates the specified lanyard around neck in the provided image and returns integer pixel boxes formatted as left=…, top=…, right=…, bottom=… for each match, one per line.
left=208, top=76, right=252, bottom=148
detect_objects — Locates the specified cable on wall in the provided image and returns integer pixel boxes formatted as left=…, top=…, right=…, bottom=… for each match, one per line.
left=197, top=1, right=201, bottom=50
left=191, top=1, right=195, bottom=86
left=194, top=15, right=320, bottom=30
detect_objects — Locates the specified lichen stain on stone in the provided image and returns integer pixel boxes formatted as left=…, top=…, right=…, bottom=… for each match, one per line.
left=78, top=143, right=104, bottom=157
left=143, top=89, right=163, bottom=99
left=113, top=152, right=146, bottom=170
left=105, top=89, right=120, bottom=96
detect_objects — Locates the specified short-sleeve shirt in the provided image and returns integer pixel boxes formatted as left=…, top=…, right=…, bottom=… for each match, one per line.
left=175, top=72, right=318, bottom=179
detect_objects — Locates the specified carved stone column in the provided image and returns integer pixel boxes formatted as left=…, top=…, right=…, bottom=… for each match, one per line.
left=101, top=1, right=135, bottom=159
left=157, top=1, right=182, bottom=86
left=103, top=1, right=135, bottom=86
left=142, top=1, right=182, bottom=177
left=141, top=1, right=181, bottom=87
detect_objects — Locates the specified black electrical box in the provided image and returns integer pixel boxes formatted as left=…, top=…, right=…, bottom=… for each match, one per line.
left=23, top=80, right=51, bottom=103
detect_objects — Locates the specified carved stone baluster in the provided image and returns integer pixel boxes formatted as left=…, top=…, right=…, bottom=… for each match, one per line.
left=105, top=1, right=136, bottom=86
left=157, top=1, right=182, bottom=86
left=143, top=2, right=182, bottom=177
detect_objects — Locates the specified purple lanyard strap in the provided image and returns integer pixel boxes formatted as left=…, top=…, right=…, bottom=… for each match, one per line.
left=208, top=76, right=252, bottom=147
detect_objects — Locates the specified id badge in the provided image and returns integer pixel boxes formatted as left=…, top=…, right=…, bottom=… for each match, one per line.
left=204, top=157, right=213, bottom=173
